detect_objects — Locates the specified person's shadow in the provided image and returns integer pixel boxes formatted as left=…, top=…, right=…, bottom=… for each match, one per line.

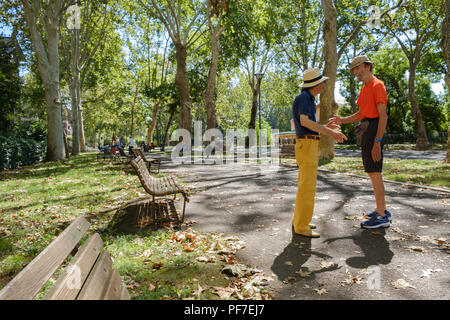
left=271, top=233, right=341, bottom=282
left=323, top=229, right=394, bottom=268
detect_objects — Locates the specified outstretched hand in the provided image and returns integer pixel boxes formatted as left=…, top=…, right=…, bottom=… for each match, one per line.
left=328, top=116, right=342, bottom=127
left=330, top=129, right=347, bottom=143
left=325, top=120, right=341, bottom=131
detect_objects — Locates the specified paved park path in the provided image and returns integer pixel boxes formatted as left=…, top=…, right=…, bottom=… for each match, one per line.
left=150, top=152, right=449, bottom=300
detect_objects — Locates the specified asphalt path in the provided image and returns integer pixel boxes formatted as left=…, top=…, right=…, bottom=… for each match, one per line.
left=149, top=153, right=449, bottom=300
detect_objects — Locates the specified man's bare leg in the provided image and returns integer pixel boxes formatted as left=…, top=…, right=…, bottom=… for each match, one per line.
left=367, top=172, right=386, bottom=216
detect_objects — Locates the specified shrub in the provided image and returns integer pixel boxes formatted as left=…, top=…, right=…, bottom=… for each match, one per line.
left=0, top=135, right=47, bottom=170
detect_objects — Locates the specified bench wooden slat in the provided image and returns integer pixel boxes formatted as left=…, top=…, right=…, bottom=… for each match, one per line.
left=167, top=176, right=179, bottom=193
left=120, top=283, right=131, bottom=300
left=44, top=233, right=103, bottom=300
left=0, top=217, right=90, bottom=300
left=103, top=269, right=129, bottom=300
left=77, top=250, right=113, bottom=300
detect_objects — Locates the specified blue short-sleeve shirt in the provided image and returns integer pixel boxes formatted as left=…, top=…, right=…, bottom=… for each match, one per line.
left=292, top=90, right=319, bottom=137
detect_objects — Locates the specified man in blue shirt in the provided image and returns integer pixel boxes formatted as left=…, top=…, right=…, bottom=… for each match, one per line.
left=292, top=68, right=347, bottom=238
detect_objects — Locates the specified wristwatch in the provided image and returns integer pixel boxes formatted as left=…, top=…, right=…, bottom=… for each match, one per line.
left=374, top=137, right=382, bottom=143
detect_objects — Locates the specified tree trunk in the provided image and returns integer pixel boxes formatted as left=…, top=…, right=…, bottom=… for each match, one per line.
left=22, top=2, right=65, bottom=161
left=70, top=28, right=81, bottom=156
left=320, top=0, right=338, bottom=160
left=175, top=43, right=192, bottom=133
left=93, top=130, right=97, bottom=149
left=147, top=100, right=161, bottom=145
left=204, top=30, right=220, bottom=130
left=161, top=108, right=175, bottom=152
left=408, top=64, right=429, bottom=150
left=78, top=102, right=86, bottom=151
left=248, top=86, right=258, bottom=130
left=349, top=72, right=358, bottom=113
left=442, top=0, right=450, bottom=162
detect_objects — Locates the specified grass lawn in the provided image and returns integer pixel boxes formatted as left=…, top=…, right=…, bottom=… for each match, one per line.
left=318, top=157, right=450, bottom=189
left=335, top=144, right=447, bottom=151
left=0, top=153, right=271, bottom=300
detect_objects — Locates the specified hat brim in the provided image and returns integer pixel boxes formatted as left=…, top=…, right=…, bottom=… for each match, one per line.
left=350, top=60, right=373, bottom=71
left=300, top=76, right=329, bottom=88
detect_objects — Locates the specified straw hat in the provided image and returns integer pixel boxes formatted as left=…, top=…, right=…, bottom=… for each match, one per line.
left=350, top=55, right=373, bottom=71
left=300, top=68, right=329, bottom=88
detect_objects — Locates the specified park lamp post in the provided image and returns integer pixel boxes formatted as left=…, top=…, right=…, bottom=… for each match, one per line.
left=255, top=72, right=264, bottom=159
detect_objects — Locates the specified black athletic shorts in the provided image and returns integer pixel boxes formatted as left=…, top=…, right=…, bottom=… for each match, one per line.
left=361, top=117, right=383, bottom=173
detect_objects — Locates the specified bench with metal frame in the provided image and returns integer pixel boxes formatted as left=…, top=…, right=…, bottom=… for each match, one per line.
left=130, top=155, right=189, bottom=224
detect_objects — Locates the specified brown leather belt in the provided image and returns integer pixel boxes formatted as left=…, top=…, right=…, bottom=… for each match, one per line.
left=297, top=135, right=320, bottom=141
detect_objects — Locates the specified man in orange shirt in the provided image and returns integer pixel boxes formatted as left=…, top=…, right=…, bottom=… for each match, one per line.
left=330, top=55, right=391, bottom=229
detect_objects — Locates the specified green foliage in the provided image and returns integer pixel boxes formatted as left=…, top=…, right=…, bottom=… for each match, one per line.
left=0, top=135, right=47, bottom=171
left=0, top=38, right=21, bottom=133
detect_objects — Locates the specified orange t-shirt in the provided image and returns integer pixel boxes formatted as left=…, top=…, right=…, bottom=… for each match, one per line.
left=356, top=77, right=387, bottom=119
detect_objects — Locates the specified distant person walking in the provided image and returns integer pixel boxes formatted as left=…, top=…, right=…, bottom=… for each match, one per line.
left=330, top=55, right=392, bottom=229
left=119, top=136, right=125, bottom=148
left=292, top=68, right=347, bottom=238
left=128, top=136, right=134, bottom=155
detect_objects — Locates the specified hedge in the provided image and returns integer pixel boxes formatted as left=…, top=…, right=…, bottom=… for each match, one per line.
left=0, top=135, right=47, bottom=171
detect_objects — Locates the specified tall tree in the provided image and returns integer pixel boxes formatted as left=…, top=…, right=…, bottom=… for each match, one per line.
left=320, top=0, right=403, bottom=159
left=441, top=0, right=450, bottom=162
left=386, top=0, right=444, bottom=149
left=203, top=0, right=227, bottom=130
left=62, top=0, right=111, bottom=155
left=18, top=0, right=78, bottom=161
left=139, top=0, right=209, bottom=134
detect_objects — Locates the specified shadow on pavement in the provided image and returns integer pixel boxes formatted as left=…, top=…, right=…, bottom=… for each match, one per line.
left=271, top=233, right=340, bottom=282
left=323, top=229, right=394, bottom=268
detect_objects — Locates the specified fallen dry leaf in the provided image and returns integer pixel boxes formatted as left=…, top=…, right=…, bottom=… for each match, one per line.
left=420, top=269, right=442, bottom=278
left=320, top=260, right=337, bottom=269
left=295, top=269, right=312, bottom=278
left=284, top=261, right=293, bottom=266
left=314, top=288, right=328, bottom=295
left=213, top=286, right=235, bottom=299
left=283, top=277, right=296, bottom=284
left=392, top=279, right=416, bottom=289
left=408, top=246, right=425, bottom=253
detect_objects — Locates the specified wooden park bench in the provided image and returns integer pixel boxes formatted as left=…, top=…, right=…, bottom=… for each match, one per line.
left=278, top=144, right=296, bottom=165
left=132, top=148, right=161, bottom=173
left=0, top=217, right=130, bottom=300
left=130, top=155, right=189, bottom=224
left=118, top=147, right=133, bottom=163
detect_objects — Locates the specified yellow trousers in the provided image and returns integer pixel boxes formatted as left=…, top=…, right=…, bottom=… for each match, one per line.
left=292, top=138, right=319, bottom=233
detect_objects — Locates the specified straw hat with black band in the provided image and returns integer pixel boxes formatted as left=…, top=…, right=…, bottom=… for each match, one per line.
left=300, top=68, right=329, bottom=88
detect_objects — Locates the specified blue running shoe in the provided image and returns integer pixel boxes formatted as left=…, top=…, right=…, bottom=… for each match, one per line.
left=365, top=210, right=392, bottom=222
left=361, top=212, right=390, bottom=229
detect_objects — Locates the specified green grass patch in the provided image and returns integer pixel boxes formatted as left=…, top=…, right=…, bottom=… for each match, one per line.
left=0, top=152, right=271, bottom=300
left=320, top=157, right=450, bottom=188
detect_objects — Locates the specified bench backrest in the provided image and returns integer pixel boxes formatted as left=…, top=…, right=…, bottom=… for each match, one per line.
left=130, top=155, right=156, bottom=195
left=131, top=148, right=141, bottom=158
left=136, top=148, right=146, bottom=159
left=118, top=147, right=127, bottom=157
left=0, top=217, right=130, bottom=300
